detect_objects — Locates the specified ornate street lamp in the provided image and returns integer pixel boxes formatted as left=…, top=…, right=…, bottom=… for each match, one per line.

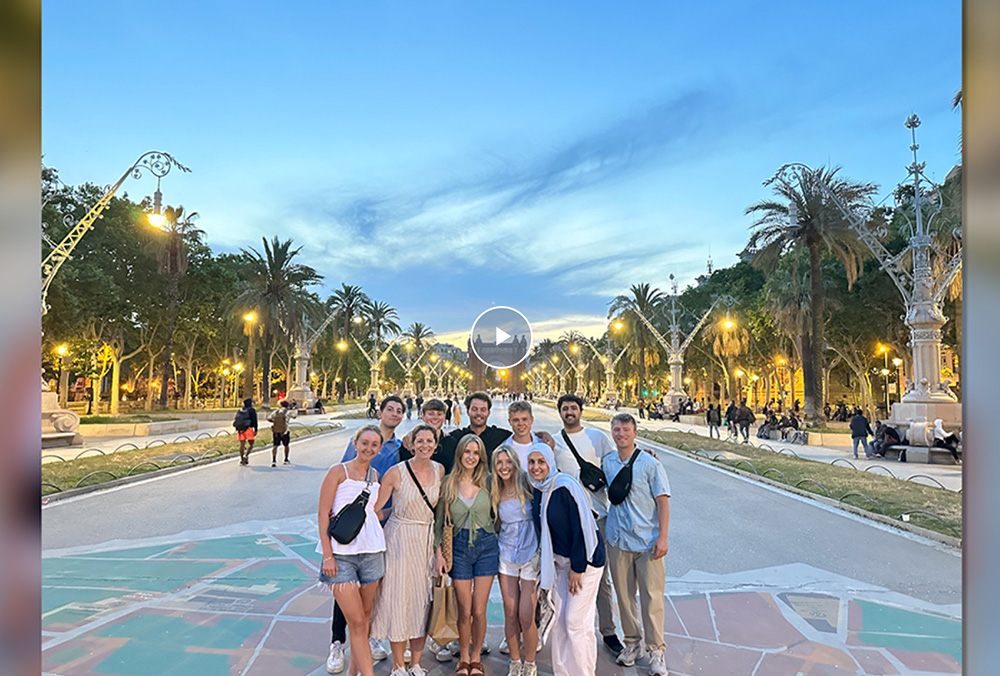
left=773, top=115, right=962, bottom=446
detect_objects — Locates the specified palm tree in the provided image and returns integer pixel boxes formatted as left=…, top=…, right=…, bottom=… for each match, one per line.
left=150, top=206, right=204, bottom=410
left=363, top=299, right=401, bottom=356
left=328, top=284, right=370, bottom=401
left=744, top=165, right=877, bottom=424
left=236, top=237, right=323, bottom=406
left=608, top=283, right=665, bottom=397
left=402, top=321, right=436, bottom=351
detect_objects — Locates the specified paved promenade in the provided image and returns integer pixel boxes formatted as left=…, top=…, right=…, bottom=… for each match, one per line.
left=42, top=403, right=961, bottom=675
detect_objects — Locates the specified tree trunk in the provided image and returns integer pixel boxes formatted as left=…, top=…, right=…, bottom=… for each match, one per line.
left=803, top=242, right=824, bottom=424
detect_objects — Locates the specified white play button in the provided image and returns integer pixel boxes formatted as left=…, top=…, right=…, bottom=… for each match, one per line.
left=469, top=306, right=533, bottom=369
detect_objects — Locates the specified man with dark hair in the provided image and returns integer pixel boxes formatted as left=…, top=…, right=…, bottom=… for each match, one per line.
left=443, top=395, right=453, bottom=425
left=326, top=395, right=406, bottom=672
left=552, top=392, right=624, bottom=657
left=736, top=399, right=755, bottom=443
left=443, top=391, right=554, bottom=465
left=234, top=398, right=258, bottom=465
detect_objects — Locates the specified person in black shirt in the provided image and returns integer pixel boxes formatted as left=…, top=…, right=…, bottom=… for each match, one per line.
left=404, top=392, right=555, bottom=471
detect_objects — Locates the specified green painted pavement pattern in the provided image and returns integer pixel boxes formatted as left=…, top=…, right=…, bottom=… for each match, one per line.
left=856, top=599, right=962, bottom=661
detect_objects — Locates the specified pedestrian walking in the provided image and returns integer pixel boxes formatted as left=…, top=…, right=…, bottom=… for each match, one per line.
left=234, top=398, right=258, bottom=465
left=736, top=400, right=755, bottom=443
left=267, top=399, right=295, bottom=466
left=318, top=425, right=387, bottom=676
left=405, top=395, right=414, bottom=420
left=371, top=424, right=444, bottom=676
left=491, top=446, right=539, bottom=676
left=526, top=442, right=605, bottom=676
left=603, top=414, right=670, bottom=676
left=707, top=404, right=721, bottom=439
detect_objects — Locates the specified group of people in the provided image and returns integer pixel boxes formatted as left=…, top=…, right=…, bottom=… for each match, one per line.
left=317, top=392, right=671, bottom=676
left=231, top=397, right=297, bottom=466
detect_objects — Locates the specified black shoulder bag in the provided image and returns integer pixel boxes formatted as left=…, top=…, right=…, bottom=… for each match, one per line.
left=328, top=466, right=375, bottom=545
left=561, top=430, right=607, bottom=493
left=607, top=450, right=641, bottom=506
left=404, top=460, right=436, bottom=514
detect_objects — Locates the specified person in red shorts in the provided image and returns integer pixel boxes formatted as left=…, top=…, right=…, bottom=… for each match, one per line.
left=234, top=398, right=259, bottom=465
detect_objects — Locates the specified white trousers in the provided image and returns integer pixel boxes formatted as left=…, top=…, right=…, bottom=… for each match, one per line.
left=551, top=554, right=603, bottom=676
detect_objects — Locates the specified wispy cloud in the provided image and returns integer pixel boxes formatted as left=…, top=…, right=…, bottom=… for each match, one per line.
left=268, top=86, right=738, bottom=296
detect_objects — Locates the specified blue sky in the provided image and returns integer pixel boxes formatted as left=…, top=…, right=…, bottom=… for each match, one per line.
left=42, top=1, right=961, bottom=346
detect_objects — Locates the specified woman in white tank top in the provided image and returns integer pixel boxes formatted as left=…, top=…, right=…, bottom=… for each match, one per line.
left=318, top=425, right=387, bottom=676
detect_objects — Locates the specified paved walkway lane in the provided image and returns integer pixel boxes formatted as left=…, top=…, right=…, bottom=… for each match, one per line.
left=41, top=404, right=962, bottom=676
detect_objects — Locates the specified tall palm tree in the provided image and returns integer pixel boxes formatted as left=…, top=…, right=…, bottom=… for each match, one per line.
left=236, top=237, right=323, bottom=406
left=402, top=321, right=436, bottom=351
left=608, top=283, right=665, bottom=396
left=150, top=206, right=204, bottom=410
left=745, top=165, right=877, bottom=423
left=363, top=299, right=401, bottom=356
left=328, top=284, right=370, bottom=401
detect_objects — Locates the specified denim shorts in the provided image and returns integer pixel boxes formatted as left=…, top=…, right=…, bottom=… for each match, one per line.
left=319, top=551, right=385, bottom=586
left=450, top=528, right=500, bottom=580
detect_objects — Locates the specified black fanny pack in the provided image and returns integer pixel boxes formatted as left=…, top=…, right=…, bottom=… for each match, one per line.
left=561, top=430, right=607, bottom=493
left=328, top=467, right=374, bottom=545
left=607, top=449, right=641, bottom=506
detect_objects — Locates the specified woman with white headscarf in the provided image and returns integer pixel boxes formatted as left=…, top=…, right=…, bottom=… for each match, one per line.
left=525, top=442, right=605, bottom=676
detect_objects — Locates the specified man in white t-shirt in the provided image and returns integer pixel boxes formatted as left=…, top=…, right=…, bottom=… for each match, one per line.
left=504, top=400, right=545, bottom=468
left=551, top=392, right=625, bottom=658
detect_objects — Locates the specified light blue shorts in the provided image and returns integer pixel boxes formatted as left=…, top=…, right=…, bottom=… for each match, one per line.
left=319, top=551, right=385, bottom=586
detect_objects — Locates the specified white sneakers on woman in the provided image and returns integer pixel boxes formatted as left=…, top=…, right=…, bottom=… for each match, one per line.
left=326, top=641, right=344, bottom=673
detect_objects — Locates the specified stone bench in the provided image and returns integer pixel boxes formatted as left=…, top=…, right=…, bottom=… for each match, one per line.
left=882, top=444, right=962, bottom=464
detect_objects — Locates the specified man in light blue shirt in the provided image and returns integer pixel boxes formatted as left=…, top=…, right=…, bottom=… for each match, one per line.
left=602, top=413, right=670, bottom=676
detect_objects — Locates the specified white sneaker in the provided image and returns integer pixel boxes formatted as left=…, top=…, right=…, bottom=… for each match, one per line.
left=434, top=641, right=453, bottom=662
left=648, top=648, right=668, bottom=676
left=326, top=641, right=345, bottom=674
left=499, top=637, right=509, bottom=654
left=389, top=668, right=408, bottom=676
left=506, top=659, right=522, bottom=676
left=370, top=638, right=388, bottom=662
left=522, top=663, right=537, bottom=676
left=403, top=646, right=412, bottom=663
left=617, top=644, right=646, bottom=667
left=409, top=666, right=427, bottom=676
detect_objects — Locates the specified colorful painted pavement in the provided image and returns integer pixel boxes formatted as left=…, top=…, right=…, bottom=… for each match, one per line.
left=42, top=517, right=961, bottom=676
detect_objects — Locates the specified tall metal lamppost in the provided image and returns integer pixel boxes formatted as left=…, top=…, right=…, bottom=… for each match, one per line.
left=242, top=313, right=257, bottom=402
left=773, top=114, right=962, bottom=447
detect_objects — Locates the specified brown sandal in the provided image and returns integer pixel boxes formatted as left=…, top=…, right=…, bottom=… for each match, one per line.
left=469, top=662, right=485, bottom=676
left=456, top=662, right=471, bottom=676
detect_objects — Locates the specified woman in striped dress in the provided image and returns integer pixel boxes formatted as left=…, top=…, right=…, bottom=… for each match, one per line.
left=371, top=424, right=444, bottom=676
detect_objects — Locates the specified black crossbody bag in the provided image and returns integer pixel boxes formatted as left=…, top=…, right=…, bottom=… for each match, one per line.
left=607, top=450, right=641, bottom=506
left=404, top=460, right=436, bottom=514
left=328, top=466, right=375, bottom=545
left=561, top=430, right=608, bottom=492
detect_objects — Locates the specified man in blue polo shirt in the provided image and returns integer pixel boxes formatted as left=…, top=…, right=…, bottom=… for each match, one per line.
left=602, top=413, right=671, bottom=676
left=326, top=395, right=405, bottom=673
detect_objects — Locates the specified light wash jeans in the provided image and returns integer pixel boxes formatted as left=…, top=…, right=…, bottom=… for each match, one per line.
left=852, top=436, right=871, bottom=458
